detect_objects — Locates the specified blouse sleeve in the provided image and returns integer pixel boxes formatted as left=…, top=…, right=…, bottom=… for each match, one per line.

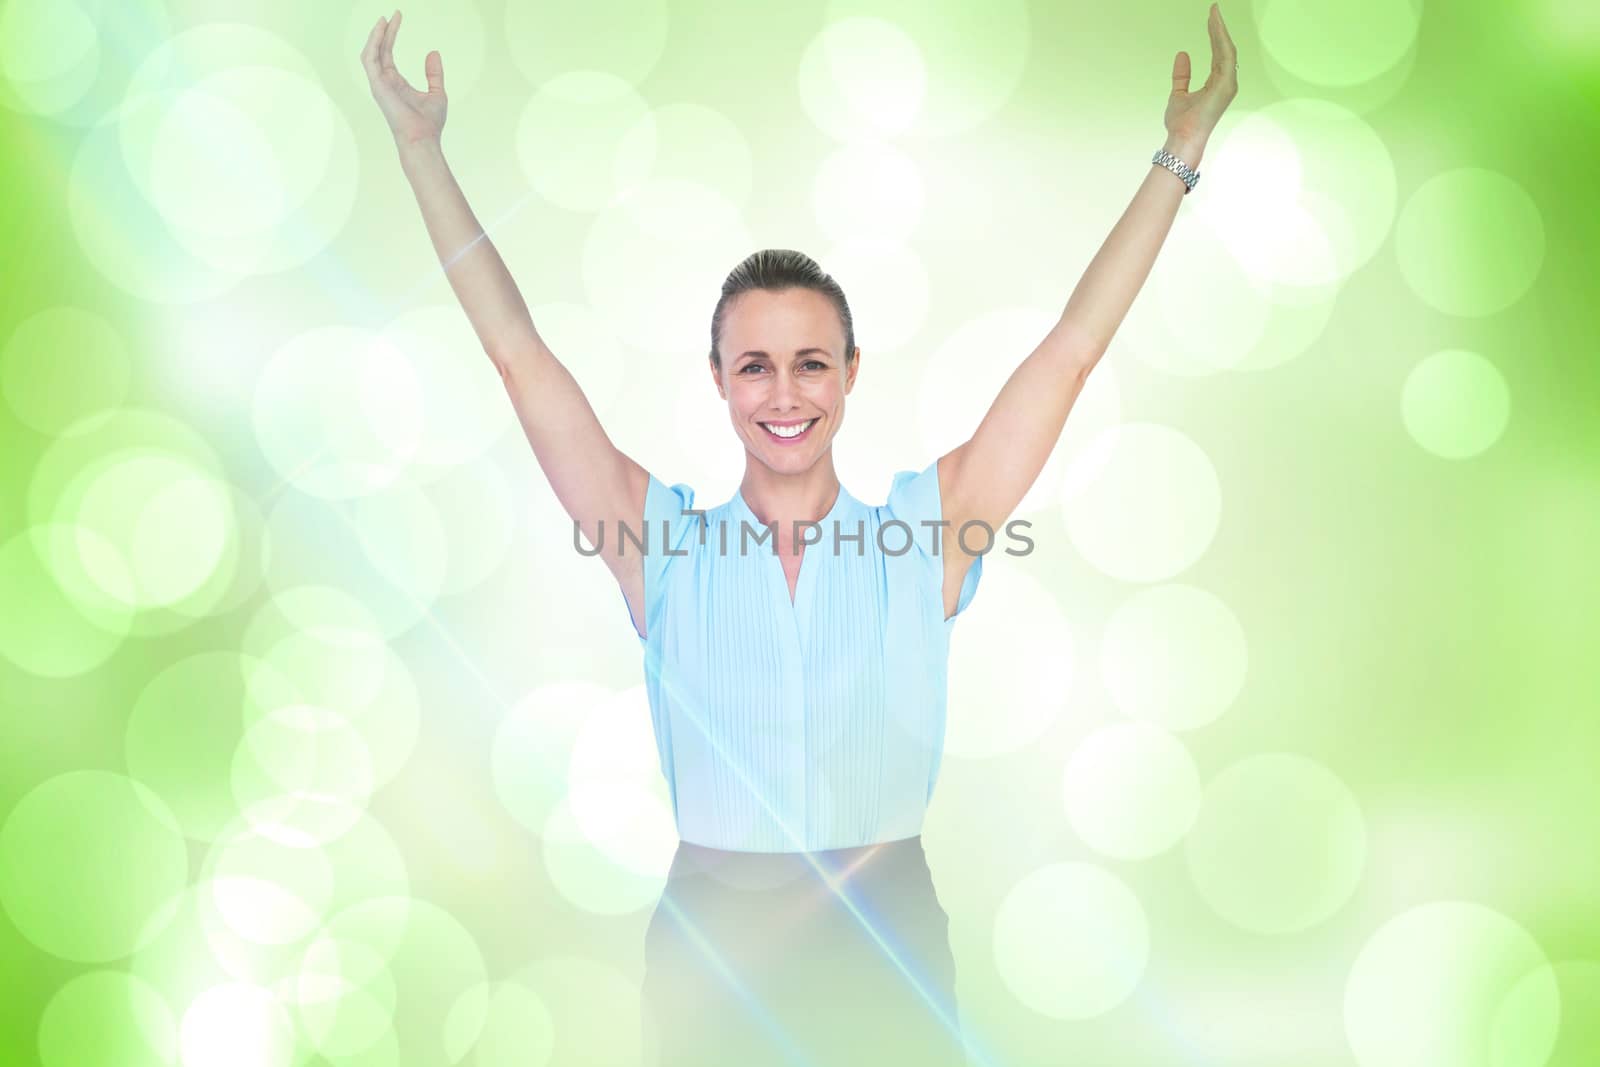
left=626, top=473, right=699, bottom=641
left=884, top=457, right=983, bottom=622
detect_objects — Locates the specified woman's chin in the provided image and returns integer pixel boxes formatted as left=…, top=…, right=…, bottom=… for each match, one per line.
left=745, top=425, right=831, bottom=467
left=757, top=421, right=823, bottom=451
left=754, top=446, right=816, bottom=470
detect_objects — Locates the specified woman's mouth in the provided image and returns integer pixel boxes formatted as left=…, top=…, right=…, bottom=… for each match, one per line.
left=759, top=418, right=817, bottom=444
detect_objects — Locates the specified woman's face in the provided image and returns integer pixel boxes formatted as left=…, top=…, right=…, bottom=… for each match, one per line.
left=713, top=287, right=858, bottom=473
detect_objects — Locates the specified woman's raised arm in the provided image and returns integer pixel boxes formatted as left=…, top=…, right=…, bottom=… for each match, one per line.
left=360, top=12, right=651, bottom=629
left=935, top=4, right=1240, bottom=614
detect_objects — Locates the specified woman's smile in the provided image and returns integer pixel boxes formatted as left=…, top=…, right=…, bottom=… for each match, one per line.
left=759, top=417, right=818, bottom=444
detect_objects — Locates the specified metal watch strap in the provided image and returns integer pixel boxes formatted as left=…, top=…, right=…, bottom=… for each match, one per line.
left=1152, top=148, right=1200, bottom=194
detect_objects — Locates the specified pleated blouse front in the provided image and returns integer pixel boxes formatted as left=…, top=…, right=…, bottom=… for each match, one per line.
left=624, top=461, right=982, bottom=854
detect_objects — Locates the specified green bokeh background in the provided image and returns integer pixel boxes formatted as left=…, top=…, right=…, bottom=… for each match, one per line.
left=2, top=0, right=1598, bottom=1064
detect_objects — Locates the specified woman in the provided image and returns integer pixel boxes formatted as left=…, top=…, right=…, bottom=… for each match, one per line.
left=362, top=7, right=1237, bottom=1064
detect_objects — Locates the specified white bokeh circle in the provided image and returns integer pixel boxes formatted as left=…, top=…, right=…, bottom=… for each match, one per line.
left=992, top=862, right=1149, bottom=1020
left=1061, top=423, right=1222, bottom=584
left=1101, top=583, right=1249, bottom=731
left=1063, top=722, right=1202, bottom=860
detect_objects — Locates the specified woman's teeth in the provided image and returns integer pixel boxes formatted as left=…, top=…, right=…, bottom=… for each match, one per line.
left=762, top=419, right=816, bottom=439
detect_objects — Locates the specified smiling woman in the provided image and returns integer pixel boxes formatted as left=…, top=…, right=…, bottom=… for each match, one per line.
left=617, top=247, right=982, bottom=1063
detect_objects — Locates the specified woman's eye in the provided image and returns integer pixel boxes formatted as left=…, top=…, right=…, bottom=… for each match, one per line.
left=741, top=361, right=824, bottom=374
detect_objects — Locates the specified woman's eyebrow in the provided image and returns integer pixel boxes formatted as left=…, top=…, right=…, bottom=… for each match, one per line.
left=738, top=347, right=830, bottom=360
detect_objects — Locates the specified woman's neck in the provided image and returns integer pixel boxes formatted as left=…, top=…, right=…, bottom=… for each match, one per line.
left=738, top=462, right=841, bottom=537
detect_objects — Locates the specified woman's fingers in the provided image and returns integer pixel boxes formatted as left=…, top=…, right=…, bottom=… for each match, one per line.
left=380, top=9, right=401, bottom=73
left=1208, top=4, right=1237, bottom=75
left=375, top=10, right=426, bottom=96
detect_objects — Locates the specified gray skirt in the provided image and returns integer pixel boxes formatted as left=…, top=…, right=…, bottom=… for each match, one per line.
left=640, top=833, right=969, bottom=1066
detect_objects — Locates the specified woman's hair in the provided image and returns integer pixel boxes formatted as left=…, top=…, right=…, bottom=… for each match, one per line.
left=709, top=249, right=857, bottom=372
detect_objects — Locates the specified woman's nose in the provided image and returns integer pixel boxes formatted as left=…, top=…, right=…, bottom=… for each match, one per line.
left=770, top=370, right=798, bottom=407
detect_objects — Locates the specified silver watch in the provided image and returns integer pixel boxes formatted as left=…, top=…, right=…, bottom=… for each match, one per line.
left=1152, top=148, right=1200, bottom=194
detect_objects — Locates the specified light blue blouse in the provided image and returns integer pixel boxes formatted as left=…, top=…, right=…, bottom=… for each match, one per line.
left=620, top=460, right=983, bottom=853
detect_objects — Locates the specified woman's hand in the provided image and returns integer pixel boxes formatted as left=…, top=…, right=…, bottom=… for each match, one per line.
left=1163, top=3, right=1238, bottom=157
left=361, top=10, right=448, bottom=148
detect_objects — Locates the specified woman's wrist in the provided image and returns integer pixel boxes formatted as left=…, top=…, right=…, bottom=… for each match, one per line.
left=396, top=138, right=449, bottom=189
left=396, top=136, right=445, bottom=170
left=1161, top=132, right=1206, bottom=169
